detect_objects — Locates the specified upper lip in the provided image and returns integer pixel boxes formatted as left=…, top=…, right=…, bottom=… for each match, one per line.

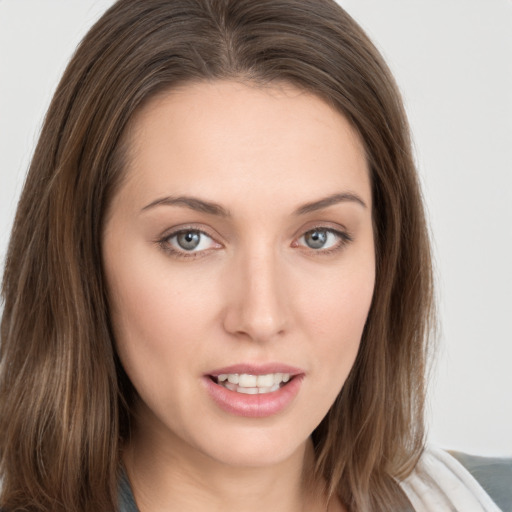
left=207, top=363, right=304, bottom=377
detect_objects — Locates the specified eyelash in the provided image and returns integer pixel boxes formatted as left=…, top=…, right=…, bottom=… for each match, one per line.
left=295, top=226, right=354, bottom=255
left=157, top=226, right=219, bottom=259
left=157, top=225, right=353, bottom=259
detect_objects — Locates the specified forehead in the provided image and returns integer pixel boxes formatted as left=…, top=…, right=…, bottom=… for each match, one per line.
left=120, top=80, right=370, bottom=210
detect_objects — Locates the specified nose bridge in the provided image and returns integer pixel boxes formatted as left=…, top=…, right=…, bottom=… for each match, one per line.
left=223, top=243, right=288, bottom=341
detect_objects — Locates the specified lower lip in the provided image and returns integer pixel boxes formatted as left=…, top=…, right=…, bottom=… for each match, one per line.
left=203, top=376, right=304, bottom=418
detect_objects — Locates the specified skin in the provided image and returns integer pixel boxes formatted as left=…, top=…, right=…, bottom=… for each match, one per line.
left=103, top=81, right=375, bottom=512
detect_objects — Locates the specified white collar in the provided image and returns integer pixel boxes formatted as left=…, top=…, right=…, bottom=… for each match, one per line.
left=400, top=446, right=502, bottom=512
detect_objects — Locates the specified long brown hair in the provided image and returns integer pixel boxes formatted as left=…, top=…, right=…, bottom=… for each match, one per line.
left=0, top=1, right=434, bottom=510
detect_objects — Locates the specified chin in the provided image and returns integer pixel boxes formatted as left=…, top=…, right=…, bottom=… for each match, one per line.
left=198, top=429, right=310, bottom=469
left=159, top=411, right=309, bottom=469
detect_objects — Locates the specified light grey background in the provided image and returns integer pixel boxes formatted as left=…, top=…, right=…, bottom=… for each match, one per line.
left=1, top=0, right=511, bottom=456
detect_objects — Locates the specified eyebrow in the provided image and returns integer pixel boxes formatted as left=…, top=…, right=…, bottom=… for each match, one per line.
left=141, top=191, right=367, bottom=217
left=294, top=192, right=367, bottom=215
left=141, top=196, right=231, bottom=217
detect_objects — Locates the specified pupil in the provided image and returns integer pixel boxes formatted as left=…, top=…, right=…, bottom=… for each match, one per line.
left=306, top=229, right=327, bottom=249
left=177, top=231, right=200, bottom=250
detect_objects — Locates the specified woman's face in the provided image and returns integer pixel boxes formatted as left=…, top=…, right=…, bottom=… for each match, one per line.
left=103, top=81, right=375, bottom=468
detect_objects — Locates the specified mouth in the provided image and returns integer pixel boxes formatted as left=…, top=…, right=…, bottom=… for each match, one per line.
left=209, top=372, right=293, bottom=395
left=204, top=364, right=304, bottom=416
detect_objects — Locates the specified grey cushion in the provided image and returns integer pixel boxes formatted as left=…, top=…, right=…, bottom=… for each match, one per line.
left=450, top=451, right=512, bottom=512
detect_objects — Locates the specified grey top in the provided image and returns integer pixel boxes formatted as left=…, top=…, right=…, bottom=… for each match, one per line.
left=118, top=451, right=512, bottom=512
left=118, top=470, right=139, bottom=512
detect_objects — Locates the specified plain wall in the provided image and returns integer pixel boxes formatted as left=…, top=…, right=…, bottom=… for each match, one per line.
left=1, top=0, right=511, bottom=456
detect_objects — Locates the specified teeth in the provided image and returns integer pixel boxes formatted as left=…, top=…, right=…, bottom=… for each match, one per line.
left=215, top=373, right=292, bottom=394
left=257, top=374, right=274, bottom=387
left=237, top=387, right=259, bottom=394
left=227, top=374, right=239, bottom=384
left=239, top=374, right=257, bottom=387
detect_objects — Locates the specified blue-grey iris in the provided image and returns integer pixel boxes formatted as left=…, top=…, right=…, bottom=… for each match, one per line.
left=305, top=229, right=328, bottom=249
left=177, top=231, right=201, bottom=250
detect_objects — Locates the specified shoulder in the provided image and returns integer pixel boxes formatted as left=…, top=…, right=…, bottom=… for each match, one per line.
left=399, top=446, right=511, bottom=512
left=450, top=450, right=512, bottom=512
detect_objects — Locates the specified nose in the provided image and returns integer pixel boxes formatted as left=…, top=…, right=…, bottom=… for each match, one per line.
left=222, top=248, right=289, bottom=343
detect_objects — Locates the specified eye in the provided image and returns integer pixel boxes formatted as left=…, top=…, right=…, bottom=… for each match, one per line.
left=296, top=227, right=351, bottom=252
left=161, top=228, right=220, bottom=256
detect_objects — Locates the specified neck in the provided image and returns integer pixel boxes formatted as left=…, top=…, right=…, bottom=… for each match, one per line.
left=123, top=417, right=332, bottom=512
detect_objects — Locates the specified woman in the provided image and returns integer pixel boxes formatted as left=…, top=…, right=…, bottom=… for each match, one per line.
left=0, top=1, right=508, bottom=511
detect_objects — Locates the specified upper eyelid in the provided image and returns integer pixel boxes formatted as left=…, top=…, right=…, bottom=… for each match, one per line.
left=302, top=225, right=346, bottom=235
left=295, top=227, right=352, bottom=245
left=167, top=229, right=214, bottom=241
left=160, top=225, right=219, bottom=242
left=293, top=222, right=351, bottom=240
left=165, top=228, right=219, bottom=248
left=158, top=228, right=221, bottom=258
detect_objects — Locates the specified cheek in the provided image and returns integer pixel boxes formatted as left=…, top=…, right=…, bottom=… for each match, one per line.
left=294, top=257, right=375, bottom=387
left=298, top=258, right=374, bottom=338
left=104, top=242, right=220, bottom=384
left=281, top=267, right=374, bottom=430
